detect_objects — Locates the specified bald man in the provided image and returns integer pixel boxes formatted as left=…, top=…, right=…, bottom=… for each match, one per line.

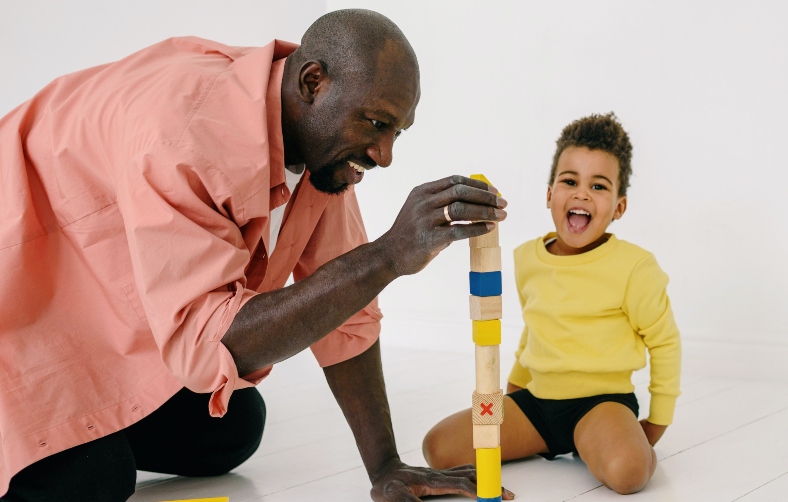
left=0, top=9, right=511, bottom=501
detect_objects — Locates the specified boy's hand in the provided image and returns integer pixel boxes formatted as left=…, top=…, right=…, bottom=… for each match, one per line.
left=640, top=419, right=667, bottom=446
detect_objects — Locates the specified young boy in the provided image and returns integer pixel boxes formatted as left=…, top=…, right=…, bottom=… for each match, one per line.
left=423, top=113, right=681, bottom=495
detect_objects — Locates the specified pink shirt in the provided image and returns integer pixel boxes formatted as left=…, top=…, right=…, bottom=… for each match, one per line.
left=0, top=37, right=382, bottom=493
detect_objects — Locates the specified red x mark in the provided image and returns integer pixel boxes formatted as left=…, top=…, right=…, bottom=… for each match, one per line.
left=480, top=403, right=494, bottom=416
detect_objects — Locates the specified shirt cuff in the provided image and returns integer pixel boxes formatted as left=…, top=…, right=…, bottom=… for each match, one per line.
left=311, top=304, right=382, bottom=367
left=647, top=393, right=677, bottom=425
left=508, top=360, right=533, bottom=389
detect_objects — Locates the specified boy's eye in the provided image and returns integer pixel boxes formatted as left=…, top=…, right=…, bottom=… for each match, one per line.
left=370, top=119, right=384, bottom=129
left=592, top=184, right=608, bottom=191
left=561, top=179, right=576, bottom=186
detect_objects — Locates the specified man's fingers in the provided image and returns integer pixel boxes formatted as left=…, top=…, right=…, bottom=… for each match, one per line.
left=420, top=175, right=490, bottom=195
left=441, top=201, right=507, bottom=224
left=436, top=221, right=496, bottom=243
left=377, top=479, right=421, bottom=502
left=432, top=182, right=505, bottom=212
left=414, top=473, right=478, bottom=499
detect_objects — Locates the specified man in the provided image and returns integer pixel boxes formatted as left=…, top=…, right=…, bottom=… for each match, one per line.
left=0, top=9, right=509, bottom=501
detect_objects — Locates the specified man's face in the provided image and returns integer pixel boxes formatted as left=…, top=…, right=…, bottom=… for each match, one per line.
left=301, top=46, right=420, bottom=194
left=546, top=146, right=627, bottom=255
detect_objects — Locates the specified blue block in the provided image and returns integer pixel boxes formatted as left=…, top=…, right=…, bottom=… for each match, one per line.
left=477, top=497, right=502, bottom=502
left=469, top=271, right=502, bottom=297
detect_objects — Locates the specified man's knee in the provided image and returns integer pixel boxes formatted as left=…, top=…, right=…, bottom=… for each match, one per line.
left=5, top=431, right=136, bottom=502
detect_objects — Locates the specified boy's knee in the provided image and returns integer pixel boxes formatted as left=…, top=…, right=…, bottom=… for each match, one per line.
left=422, top=426, right=458, bottom=470
left=603, top=449, right=654, bottom=495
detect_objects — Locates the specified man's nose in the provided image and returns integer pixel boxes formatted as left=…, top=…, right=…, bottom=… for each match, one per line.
left=366, top=135, right=394, bottom=168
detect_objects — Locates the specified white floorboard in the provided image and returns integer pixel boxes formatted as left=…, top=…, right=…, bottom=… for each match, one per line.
left=131, top=335, right=788, bottom=502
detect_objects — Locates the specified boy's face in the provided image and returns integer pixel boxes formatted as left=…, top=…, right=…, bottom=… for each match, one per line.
left=546, top=146, right=627, bottom=255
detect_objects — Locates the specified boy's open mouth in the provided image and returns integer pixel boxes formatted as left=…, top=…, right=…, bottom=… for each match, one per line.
left=567, top=208, right=591, bottom=233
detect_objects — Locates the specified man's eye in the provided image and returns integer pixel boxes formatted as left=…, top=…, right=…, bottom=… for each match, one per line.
left=370, top=119, right=384, bottom=129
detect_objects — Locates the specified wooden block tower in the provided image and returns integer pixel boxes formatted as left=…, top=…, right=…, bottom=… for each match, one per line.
left=469, top=174, right=503, bottom=502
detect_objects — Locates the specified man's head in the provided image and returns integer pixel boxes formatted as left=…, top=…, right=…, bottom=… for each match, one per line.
left=545, top=113, right=633, bottom=255
left=281, top=9, right=421, bottom=194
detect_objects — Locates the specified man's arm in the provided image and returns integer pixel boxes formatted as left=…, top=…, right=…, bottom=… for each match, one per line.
left=222, top=176, right=507, bottom=376
left=325, top=340, right=515, bottom=501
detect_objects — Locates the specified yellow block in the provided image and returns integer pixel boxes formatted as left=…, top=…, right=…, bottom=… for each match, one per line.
left=472, top=319, right=501, bottom=345
left=470, top=173, right=502, bottom=196
left=476, top=446, right=502, bottom=498
left=161, top=498, right=229, bottom=502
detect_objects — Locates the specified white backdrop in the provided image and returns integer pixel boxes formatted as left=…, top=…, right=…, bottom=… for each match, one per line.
left=325, top=1, right=788, bottom=353
left=3, top=2, right=786, bottom=356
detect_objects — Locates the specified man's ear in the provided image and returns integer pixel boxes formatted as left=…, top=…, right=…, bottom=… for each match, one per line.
left=546, top=185, right=553, bottom=209
left=613, top=195, right=627, bottom=220
left=298, top=60, right=328, bottom=104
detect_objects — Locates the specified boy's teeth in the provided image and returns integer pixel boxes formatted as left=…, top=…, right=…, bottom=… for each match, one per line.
left=349, top=161, right=365, bottom=173
left=569, top=209, right=590, bottom=215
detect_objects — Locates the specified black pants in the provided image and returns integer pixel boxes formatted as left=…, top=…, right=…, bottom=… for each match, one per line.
left=2, top=387, right=266, bottom=502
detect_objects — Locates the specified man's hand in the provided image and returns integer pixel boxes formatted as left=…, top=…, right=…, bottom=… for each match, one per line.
left=378, top=175, right=507, bottom=277
left=370, top=460, right=515, bottom=501
left=639, top=419, right=667, bottom=446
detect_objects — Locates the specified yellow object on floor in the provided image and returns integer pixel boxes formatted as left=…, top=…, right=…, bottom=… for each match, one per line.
left=161, top=498, right=229, bottom=502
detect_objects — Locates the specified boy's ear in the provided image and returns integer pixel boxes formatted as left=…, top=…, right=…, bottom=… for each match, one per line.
left=546, top=185, right=553, bottom=208
left=613, top=195, right=627, bottom=220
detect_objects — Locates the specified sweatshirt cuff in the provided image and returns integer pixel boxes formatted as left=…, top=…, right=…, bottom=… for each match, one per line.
left=647, top=394, right=677, bottom=425
left=508, top=361, right=532, bottom=390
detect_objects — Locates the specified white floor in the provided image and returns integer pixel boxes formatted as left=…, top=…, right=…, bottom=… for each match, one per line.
left=130, top=337, right=788, bottom=502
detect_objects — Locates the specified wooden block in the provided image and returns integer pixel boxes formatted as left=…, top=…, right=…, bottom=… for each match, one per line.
left=475, top=446, right=502, bottom=498
left=472, top=319, right=501, bottom=346
left=469, top=295, right=502, bottom=321
left=470, top=173, right=501, bottom=196
left=473, top=424, right=500, bottom=449
left=470, top=246, right=502, bottom=272
left=475, top=344, right=500, bottom=393
left=469, top=271, right=502, bottom=297
left=472, top=390, right=504, bottom=425
left=469, top=222, right=499, bottom=248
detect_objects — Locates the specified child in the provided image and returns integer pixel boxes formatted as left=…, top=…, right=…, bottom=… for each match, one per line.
left=422, top=113, right=681, bottom=495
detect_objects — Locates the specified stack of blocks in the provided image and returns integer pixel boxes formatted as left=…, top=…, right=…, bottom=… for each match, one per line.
left=468, top=174, right=503, bottom=502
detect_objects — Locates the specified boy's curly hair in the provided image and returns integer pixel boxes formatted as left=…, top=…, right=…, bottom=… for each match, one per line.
left=549, top=112, right=633, bottom=197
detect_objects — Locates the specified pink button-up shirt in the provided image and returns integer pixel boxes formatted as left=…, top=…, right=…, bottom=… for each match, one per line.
left=0, top=37, right=382, bottom=493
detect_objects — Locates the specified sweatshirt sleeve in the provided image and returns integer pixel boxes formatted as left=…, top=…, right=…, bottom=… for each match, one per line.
left=623, top=253, right=682, bottom=425
left=117, top=143, right=259, bottom=418
left=293, top=185, right=382, bottom=367
left=508, top=247, right=533, bottom=389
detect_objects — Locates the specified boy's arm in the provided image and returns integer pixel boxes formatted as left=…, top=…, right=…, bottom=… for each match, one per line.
left=624, top=254, right=682, bottom=431
left=507, top=325, right=532, bottom=392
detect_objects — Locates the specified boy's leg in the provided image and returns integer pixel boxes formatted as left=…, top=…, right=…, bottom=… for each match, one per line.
left=3, top=430, right=136, bottom=502
left=124, top=386, right=266, bottom=477
left=422, top=396, right=548, bottom=469
left=573, top=402, right=656, bottom=495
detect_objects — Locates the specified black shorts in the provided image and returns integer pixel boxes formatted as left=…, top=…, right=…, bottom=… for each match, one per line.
left=507, top=388, right=639, bottom=460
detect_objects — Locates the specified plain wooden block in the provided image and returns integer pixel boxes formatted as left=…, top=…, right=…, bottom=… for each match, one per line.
left=470, top=246, right=502, bottom=272
left=469, top=223, right=499, bottom=248
left=473, top=424, right=500, bottom=449
left=469, top=295, right=502, bottom=321
left=475, top=345, right=500, bottom=393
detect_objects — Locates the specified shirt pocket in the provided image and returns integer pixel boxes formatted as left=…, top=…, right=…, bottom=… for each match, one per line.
left=122, top=281, right=150, bottom=328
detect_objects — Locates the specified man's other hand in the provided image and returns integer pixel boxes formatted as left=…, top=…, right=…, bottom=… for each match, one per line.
left=370, top=459, right=515, bottom=501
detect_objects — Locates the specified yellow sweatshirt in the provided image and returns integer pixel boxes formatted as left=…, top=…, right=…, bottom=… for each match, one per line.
left=508, top=233, right=681, bottom=425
